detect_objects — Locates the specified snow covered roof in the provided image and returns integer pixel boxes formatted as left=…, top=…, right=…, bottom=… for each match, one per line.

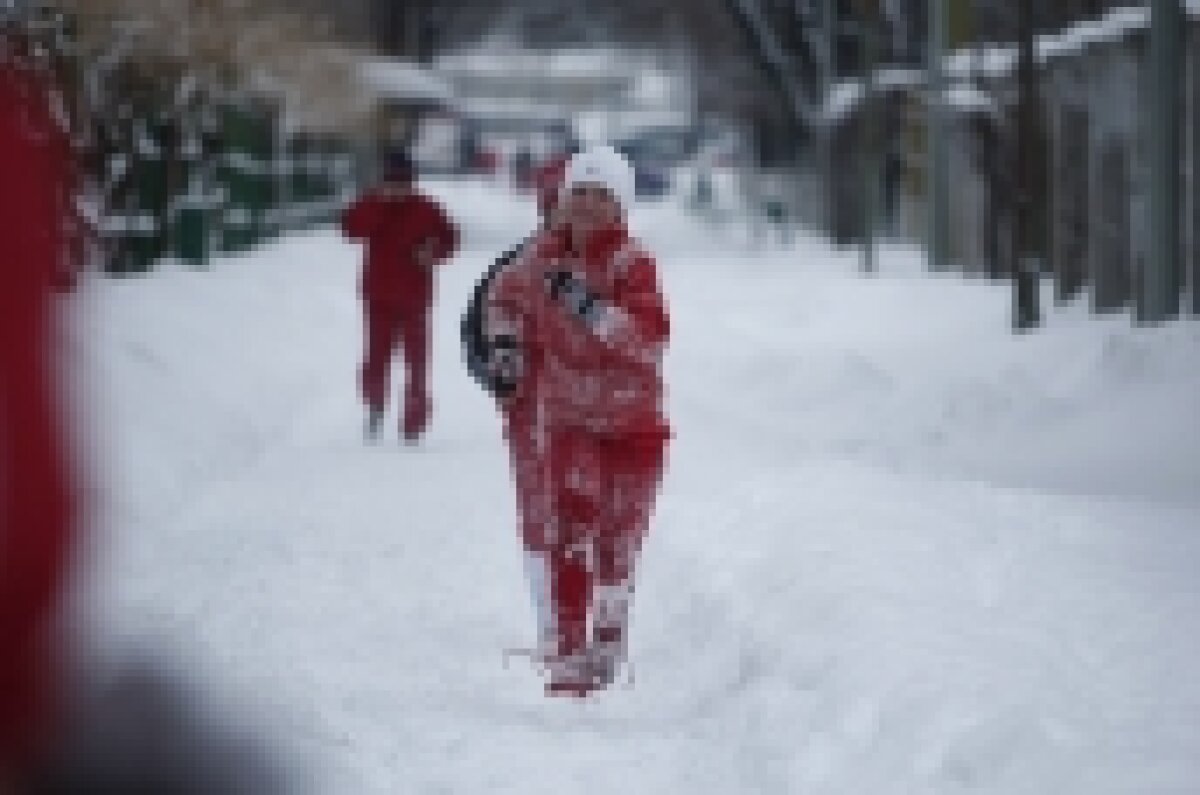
left=436, top=46, right=642, bottom=85
left=358, top=59, right=455, bottom=106
left=451, top=97, right=570, bottom=124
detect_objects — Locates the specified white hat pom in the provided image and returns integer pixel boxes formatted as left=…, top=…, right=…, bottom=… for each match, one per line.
left=560, top=145, right=636, bottom=213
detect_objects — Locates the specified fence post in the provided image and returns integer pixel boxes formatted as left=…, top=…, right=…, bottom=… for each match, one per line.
left=1192, top=22, right=1200, bottom=317
left=1139, top=0, right=1183, bottom=323
left=927, top=0, right=951, bottom=271
left=821, top=0, right=838, bottom=238
left=1012, top=0, right=1043, bottom=330
left=860, top=0, right=878, bottom=274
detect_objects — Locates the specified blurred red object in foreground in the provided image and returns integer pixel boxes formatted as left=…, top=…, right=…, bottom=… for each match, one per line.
left=1, top=30, right=298, bottom=793
left=0, top=31, right=82, bottom=775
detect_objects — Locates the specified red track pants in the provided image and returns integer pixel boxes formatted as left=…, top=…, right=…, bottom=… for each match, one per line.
left=508, top=419, right=667, bottom=660
left=360, top=301, right=430, bottom=437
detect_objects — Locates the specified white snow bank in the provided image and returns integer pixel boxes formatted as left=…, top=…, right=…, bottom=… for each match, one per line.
left=79, top=231, right=363, bottom=527
left=663, top=238, right=1200, bottom=506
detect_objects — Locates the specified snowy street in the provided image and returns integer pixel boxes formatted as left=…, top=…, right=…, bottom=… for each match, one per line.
left=83, top=180, right=1200, bottom=794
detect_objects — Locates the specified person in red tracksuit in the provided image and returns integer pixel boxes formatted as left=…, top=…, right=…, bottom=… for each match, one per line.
left=533, top=151, right=570, bottom=220
left=485, top=145, right=669, bottom=696
left=342, top=151, right=459, bottom=442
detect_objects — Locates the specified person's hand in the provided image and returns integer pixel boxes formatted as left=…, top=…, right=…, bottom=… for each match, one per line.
left=543, top=269, right=597, bottom=320
left=487, top=333, right=523, bottom=397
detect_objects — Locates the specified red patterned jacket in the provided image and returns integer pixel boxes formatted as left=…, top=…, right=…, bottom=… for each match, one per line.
left=486, top=221, right=669, bottom=439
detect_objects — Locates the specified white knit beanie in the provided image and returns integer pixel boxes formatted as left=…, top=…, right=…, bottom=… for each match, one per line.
left=560, top=145, right=636, bottom=214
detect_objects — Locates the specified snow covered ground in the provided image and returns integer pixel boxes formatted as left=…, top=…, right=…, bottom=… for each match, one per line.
left=76, top=178, right=1199, bottom=793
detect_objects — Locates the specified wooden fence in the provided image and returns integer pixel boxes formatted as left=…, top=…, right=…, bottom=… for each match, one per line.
left=813, top=6, right=1199, bottom=320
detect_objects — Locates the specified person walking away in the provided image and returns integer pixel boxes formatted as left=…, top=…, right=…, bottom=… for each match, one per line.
left=532, top=150, right=570, bottom=220
left=341, top=151, right=459, bottom=442
left=483, top=146, right=670, bottom=697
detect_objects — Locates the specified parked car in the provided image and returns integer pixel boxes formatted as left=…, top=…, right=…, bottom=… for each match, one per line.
left=614, top=126, right=701, bottom=200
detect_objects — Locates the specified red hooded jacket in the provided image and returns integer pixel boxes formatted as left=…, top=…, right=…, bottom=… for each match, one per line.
left=487, top=221, right=669, bottom=439
left=341, top=189, right=459, bottom=309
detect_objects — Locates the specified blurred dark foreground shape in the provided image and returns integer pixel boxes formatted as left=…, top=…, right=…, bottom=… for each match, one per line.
left=20, top=655, right=296, bottom=795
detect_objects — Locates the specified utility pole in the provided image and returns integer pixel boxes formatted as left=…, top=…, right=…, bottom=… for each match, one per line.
left=1139, top=0, right=1182, bottom=324
left=927, top=0, right=951, bottom=271
left=1012, top=0, right=1042, bottom=330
